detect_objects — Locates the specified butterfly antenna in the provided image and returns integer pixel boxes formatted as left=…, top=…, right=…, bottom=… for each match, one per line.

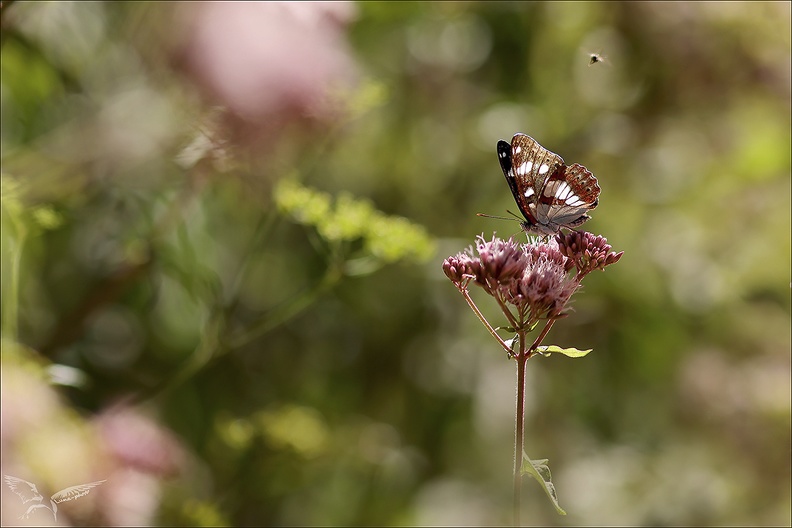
left=476, top=210, right=524, bottom=223
left=477, top=212, right=514, bottom=222
left=477, top=211, right=528, bottom=239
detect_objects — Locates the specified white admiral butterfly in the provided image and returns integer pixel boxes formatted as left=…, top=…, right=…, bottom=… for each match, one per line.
left=496, top=133, right=600, bottom=236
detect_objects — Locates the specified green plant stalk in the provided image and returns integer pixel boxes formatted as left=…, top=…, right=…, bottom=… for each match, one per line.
left=513, top=326, right=528, bottom=527
left=513, top=309, right=573, bottom=524
left=528, top=317, right=558, bottom=358
left=525, top=274, right=585, bottom=358
left=493, top=291, right=519, bottom=331
left=2, top=232, right=24, bottom=341
left=227, top=264, right=342, bottom=350
left=459, top=283, right=513, bottom=355
left=226, top=209, right=278, bottom=303
left=513, top=313, right=561, bottom=525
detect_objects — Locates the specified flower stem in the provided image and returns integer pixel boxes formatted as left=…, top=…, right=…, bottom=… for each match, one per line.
left=459, top=286, right=513, bottom=355
left=494, top=293, right=519, bottom=330
left=527, top=317, right=558, bottom=357
left=526, top=277, right=583, bottom=357
left=513, top=327, right=528, bottom=527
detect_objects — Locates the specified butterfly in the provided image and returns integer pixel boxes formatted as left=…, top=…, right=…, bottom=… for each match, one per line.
left=495, top=133, right=600, bottom=236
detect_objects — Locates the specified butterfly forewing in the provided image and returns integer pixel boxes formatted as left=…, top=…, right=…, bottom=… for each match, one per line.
left=496, top=133, right=600, bottom=235
left=496, top=140, right=517, bottom=201
left=511, top=134, right=565, bottom=201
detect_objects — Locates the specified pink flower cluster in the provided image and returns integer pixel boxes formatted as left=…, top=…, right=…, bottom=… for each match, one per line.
left=443, top=233, right=622, bottom=322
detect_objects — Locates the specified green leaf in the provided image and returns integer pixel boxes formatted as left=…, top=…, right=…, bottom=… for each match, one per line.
left=520, top=452, right=566, bottom=516
left=537, top=345, right=592, bottom=358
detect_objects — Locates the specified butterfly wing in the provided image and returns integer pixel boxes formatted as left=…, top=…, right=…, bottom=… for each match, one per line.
left=498, top=133, right=568, bottom=234
left=534, top=162, right=600, bottom=230
left=496, top=139, right=536, bottom=226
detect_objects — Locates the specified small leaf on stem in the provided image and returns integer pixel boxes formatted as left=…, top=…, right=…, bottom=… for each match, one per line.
left=520, top=452, right=567, bottom=516
left=537, top=345, right=592, bottom=358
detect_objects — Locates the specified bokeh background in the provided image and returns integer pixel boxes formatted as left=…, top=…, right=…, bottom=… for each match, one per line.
left=1, top=2, right=790, bottom=526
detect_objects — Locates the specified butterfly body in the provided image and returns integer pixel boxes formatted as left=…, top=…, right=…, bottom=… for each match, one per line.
left=496, top=133, right=600, bottom=236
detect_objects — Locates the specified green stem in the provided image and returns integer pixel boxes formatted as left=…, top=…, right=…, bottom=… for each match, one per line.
left=130, top=304, right=225, bottom=404
left=526, top=275, right=584, bottom=357
left=527, top=317, right=558, bottom=358
left=459, top=284, right=513, bottom=355
left=2, top=230, right=25, bottom=341
left=493, top=292, right=519, bottom=330
left=228, top=209, right=278, bottom=299
left=513, top=327, right=528, bottom=527
left=227, top=264, right=342, bottom=350
left=512, top=273, right=588, bottom=521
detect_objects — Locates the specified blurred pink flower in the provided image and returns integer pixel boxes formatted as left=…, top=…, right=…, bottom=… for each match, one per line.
left=93, top=404, right=189, bottom=524
left=96, top=404, right=185, bottom=478
left=177, top=2, right=360, bottom=124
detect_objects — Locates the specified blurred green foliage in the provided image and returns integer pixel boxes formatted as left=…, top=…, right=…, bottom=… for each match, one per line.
left=275, top=178, right=434, bottom=268
left=1, top=1, right=790, bottom=526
